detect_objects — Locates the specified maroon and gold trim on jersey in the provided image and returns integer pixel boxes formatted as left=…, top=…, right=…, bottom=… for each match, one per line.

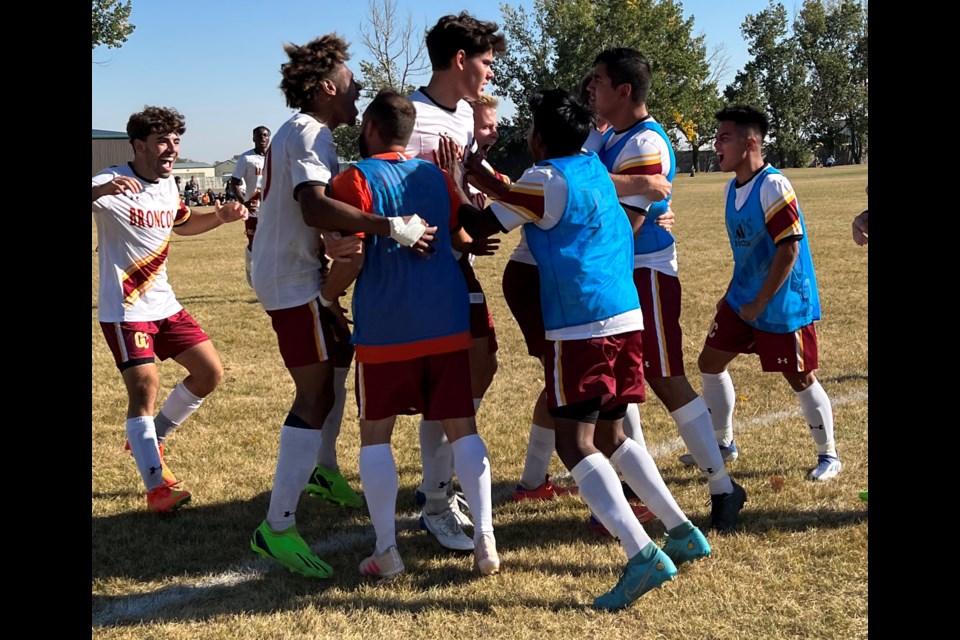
left=764, top=188, right=803, bottom=244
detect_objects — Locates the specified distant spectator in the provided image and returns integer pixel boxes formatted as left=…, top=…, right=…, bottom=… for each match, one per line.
left=825, top=155, right=835, bottom=167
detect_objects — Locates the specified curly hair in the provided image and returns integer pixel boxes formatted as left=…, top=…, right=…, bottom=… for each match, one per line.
left=425, top=12, right=506, bottom=70
left=280, top=34, right=352, bottom=109
left=126, top=106, right=186, bottom=144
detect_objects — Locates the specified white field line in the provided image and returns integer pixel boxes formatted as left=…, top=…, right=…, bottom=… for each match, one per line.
left=92, top=389, right=867, bottom=627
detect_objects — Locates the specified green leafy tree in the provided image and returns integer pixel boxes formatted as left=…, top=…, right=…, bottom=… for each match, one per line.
left=92, top=0, right=135, bottom=50
left=735, top=1, right=813, bottom=167
left=332, top=125, right=361, bottom=163
left=496, top=0, right=723, bottom=169
left=795, top=0, right=867, bottom=163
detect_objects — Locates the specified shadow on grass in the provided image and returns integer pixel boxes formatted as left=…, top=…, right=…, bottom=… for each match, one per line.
left=92, top=472, right=866, bottom=628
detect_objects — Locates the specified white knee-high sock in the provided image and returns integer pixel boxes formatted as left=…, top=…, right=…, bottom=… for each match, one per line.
left=571, top=453, right=650, bottom=558
left=266, top=425, right=323, bottom=531
left=359, top=444, right=398, bottom=554
left=796, top=380, right=837, bottom=457
left=317, top=367, right=349, bottom=470
left=610, top=438, right=687, bottom=531
left=672, top=398, right=733, bottom=495
left=621, top=403, right=646, bottom=448
left=701, top=371, right=736, bottom=446
left=520, top=423, right=554, bottom=489
left=419, top=419, right=453, bottom=513
left=126, top=416, right=165, bottom=490
left=451, top=434, right=493, bottom=540
left=154, top=382, right=204, bottom=442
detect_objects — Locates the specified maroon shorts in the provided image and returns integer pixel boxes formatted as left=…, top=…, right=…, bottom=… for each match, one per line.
left=634, top=267, right=686, bottom=378
left=244, top=216, right=258, bottom=250
left=544, top=330, right=646, bottom=411
left=705, top=300, right=819, bottom=372
left=459, top=255, right=498, bottom=353
left=502, top=260, right=546, bottom=359
left=266, top=297, right=354, bottom=369
left=100, top=308, right=210, bottom=371
left=355, top=349, right=474, bottom=421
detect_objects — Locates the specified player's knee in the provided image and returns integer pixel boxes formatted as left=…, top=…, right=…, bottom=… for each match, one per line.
left=697, top=349, right=720, bottom=374
left=192, top=360, right=224, bottom=396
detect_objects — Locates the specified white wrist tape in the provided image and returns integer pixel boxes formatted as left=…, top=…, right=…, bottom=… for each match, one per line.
left=318, top=292, right=335, bottom=308
left=388, top=214, right=427, bottom=247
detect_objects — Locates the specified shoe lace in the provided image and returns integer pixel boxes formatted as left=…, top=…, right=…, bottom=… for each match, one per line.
left=431, top=510, right=464, bottom=537
left=448, top=491, right=470, bottom=514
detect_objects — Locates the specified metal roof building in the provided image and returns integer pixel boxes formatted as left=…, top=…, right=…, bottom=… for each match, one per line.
left=92, top=129, right=132, bottom=176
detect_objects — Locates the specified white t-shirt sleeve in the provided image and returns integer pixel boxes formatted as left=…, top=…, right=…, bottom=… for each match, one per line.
left=615, top=135, right=665, bottom=212
left=231, top=154, right=247, bottom=182
left=489, top=165, right=566, bottom=232
left=290, top=122, right=335, bottom=190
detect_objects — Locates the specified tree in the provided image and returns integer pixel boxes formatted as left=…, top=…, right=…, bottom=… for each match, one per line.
left=92, top=0, right=135, bottom=50
left=332, top=125, right=361, bottom=163
left=795, top=0, right=867, bottom=163
left=330, top=0, right=429, bottom=163
left=735, top=1, right=813, bottom=168
left=357, top=0, right=429, bottom=97
left=496, top=0, right=724, bottom=169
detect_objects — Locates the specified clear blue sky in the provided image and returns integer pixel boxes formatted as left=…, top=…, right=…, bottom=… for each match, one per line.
left=92, top=0, right=781, bottom=164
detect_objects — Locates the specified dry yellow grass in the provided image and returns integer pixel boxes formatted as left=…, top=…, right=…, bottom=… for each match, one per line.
left=92, top=164, right=868, bottom=639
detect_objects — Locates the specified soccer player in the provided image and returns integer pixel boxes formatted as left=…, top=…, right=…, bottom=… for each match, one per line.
left=403, top=12, right=507, bottom=552
left=587, top=48, right=746, bottom=533
left=467, top=80, right=671, bottom=517
left=699, top=104, right=840, bottom=483
left=325, top=90, right=500, bottom=578
left=92, top=106, right=248, bottom=514
left=227, top=125, right=270, bottom=287
left=459, top=88, right=710, bottom=610
left=248, top=34, right=437, bottom=578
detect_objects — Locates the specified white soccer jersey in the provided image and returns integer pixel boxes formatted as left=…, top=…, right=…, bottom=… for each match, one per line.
left=251, top=112, right=339, bottom=311
left=602, top=119, right=678, bottom=275
left=582, top=127, right=605, bottom=154
left=231, top=148, right=266, bottom=216
left=92, top=164, right=191, bottom=323
left=405, top=89, right=475, bottom=163
left=406, top=88, right=476, bottom=261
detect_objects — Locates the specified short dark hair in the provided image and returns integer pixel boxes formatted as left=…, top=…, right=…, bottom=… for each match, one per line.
left=253, top=125, right=270, bottom=137
left=529, top=89, right=594, bottom=158
left=715, top=104, right=769, bottom=138
left=425, top=12, right=506, bottom=70
left=126, top=106, right=186, bottom=146
left=280, top=34, right=351, bottom=109
left=593, top=48, right=652, bottom=105
left=365, top=90, right=416, bottom=144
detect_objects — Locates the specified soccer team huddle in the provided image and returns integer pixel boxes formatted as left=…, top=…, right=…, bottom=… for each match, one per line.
left=91, top=12, right=841, bottom=612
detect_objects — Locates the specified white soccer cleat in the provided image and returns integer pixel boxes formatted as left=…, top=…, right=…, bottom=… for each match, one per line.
left=679, top=441, right=738, bottom=467
left=419, top=508, right=475, bottom=551
left=809, top=455, right=842, bottom=481
left=473, top=533, right=501, bottom=576
left=359, top=546, right=405, bottom=578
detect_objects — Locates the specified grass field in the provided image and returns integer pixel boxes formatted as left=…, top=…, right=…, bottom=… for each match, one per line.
left=92, top=164, right=868, bottom=639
